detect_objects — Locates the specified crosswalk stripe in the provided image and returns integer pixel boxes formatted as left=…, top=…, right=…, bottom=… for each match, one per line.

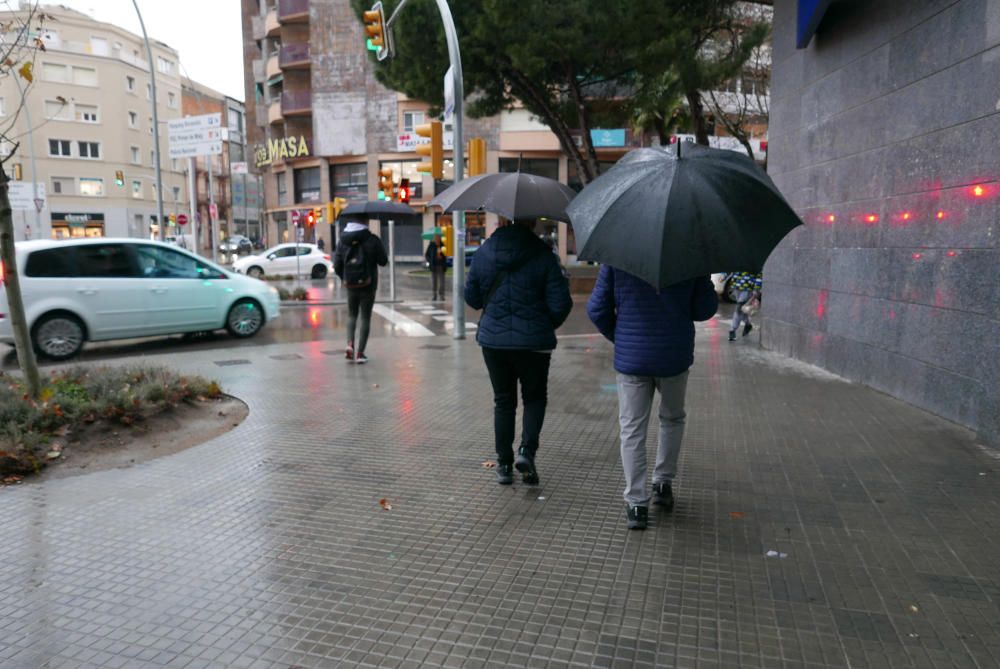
left=371, top=304, right=435, bottom=337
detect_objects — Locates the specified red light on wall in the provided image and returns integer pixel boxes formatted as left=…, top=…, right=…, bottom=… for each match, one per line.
left=946, top=250, right=957, bottom=257
left=900, top=211, right=912, bottom=221
left=935, top=210, right=946, bottom=220
left=864, top=213, right=879, bottom=224
left=912, top=252, right=922, bottom=260
left=826, top=214, right=836, bottom=223
left=971, top=185, right=986, bottom=197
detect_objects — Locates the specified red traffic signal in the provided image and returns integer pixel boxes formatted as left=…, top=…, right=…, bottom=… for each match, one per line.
left=398, top=178, right=410, bottom=204
left=305, top=210, right=316, bottom=227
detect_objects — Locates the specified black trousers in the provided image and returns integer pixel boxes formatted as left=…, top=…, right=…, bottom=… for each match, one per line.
left=346, top=287, right=376, bottom=354
left=431, top=265, right=446, bottom=300
left=481, top=347, right=551, bottom=465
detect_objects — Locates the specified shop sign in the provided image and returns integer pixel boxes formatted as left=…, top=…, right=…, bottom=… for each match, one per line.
left=395, top=131, right=455, bottom=152
left=590, top=129, right=626, bottom=148
left=254, top=135, right=311, bottom=167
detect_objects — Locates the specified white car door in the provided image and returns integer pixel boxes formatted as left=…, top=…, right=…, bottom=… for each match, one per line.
left=266, top=246, right=299, bottom=274
left=132, top=244, right=224, bottom=333
left=70, top=243, right=148, bottom=340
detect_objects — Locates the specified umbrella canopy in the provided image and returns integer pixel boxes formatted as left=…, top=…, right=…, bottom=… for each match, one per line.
left=421, top=226, right=444, bottom=240
left=429, top=172, right=577, bottom=222
left=566, top=143, right=803, bottom=289
left=338, top=200, right=419, bottom=222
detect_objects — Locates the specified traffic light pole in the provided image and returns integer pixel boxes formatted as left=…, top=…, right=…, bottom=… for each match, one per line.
left=386, top=0, right=465, bottom=338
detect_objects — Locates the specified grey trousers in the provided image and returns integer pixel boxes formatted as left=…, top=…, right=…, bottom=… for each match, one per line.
left=617, top=370, right=689, bottom=506
left=731, top=289, right=751, bottom=331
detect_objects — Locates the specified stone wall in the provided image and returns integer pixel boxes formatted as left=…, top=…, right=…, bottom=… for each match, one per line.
left=765, top=0, right=1000, bottom=447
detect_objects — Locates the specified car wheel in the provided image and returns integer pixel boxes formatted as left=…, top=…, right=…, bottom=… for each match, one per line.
left=310, top=264, right=328, bottom=279
left=247, top=266, right=264, bottom=278
left=33, top=312, right=85, bottom=360
left=226, top=299, right=264, bottom=338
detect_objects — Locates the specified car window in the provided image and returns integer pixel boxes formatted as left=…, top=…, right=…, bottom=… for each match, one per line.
left=134, top=245, right=225, bottom=279
left=76, top=244, right=138, bottom=278
left=297, top=246, right=312, bottom=256
left=24, top=247, right=77, bottom=277
left=273, top=247, right=295, bottom=258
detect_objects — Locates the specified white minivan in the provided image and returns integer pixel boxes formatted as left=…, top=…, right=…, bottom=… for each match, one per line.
left=0, top=238, right=281, bottom=360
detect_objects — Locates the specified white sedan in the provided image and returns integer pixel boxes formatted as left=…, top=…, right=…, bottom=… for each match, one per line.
left=232, top=243, right=333, bottom=279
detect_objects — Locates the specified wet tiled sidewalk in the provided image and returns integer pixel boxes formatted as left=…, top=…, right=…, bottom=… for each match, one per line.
left=1, top=319, right=998, bottom=669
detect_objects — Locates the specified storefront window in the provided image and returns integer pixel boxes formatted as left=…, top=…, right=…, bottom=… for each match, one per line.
left=378, top=160, right=424, bottom=200
left=79, top=178, right=104, bottom=197
left=276, top=172, right=288, bottom=205
left=331, top=162, right=368, bottom=202
left=294, top=166, right=321, bottom=203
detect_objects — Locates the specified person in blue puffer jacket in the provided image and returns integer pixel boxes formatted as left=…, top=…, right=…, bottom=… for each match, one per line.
left=465, top=219, right=573, bottom=487
left=587, top=267, right=718, bottom=530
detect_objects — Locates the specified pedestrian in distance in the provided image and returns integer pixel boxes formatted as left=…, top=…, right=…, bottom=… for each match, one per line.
left=425, top=233, right=448, bottom=301
left=316, top=236, right=325, bottom=252
left=333, top=217, right=388, bottom=364
left=465, top=218, right=573, bottom=486
left=728, top=271, right=762, bottom=341
left=587, top=267, right=718, bottom=530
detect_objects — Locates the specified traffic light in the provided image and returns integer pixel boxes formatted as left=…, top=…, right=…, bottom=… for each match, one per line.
left=377, top=168, right=394, bottom=201
left=329, top=197, right=348, bottom=222
left=314, top=207, right=323, bottom=225
left=12, top=163, right=22, bottom=180
left=114, top=170, right=124, bottom=186
left=397, top=178, right=410, bottom=204
left=363, top=2, right=392, bottom=61
left=467, top=138, right=486, bottom=176
left=442, top=223, right=454, bottom=257
left=415, top=121, right=442, bottom=180
left=305, top=209, right=316, bottom=227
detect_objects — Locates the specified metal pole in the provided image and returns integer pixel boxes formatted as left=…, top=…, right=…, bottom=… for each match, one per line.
left=434, top=0, right=465, bottom=339
left=388, top=218, right=396, bottom=301
left=187, top=156, right=198, bottom=254
left=209, top=163, right=217, bottom=260
left=12, top=77, right=41, bottom=238
left=132, top=0, right=165, bottom=241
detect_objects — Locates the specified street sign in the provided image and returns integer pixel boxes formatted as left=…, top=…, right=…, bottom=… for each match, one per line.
left=7, top=182, right=46, bottom=211
left=443, top=66, right=455, bottom=123
left=177, top=213, right=188, bottom=226
left=231, top=161, right=249, bottom=175
left=168, top=113, right=223, bottom=158
left=290, top=209, right=301, bottom=226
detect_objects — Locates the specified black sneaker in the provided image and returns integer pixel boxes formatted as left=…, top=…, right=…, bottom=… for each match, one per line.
left=514, top=447, right=539, bottom=485
left=728, top=331, right=736, bottom=342
left=355, top=353, right=368, bottom=364
left=743, top=323, right=754, bottom=337
left=496, top=463, right=513, bottom=485
left=625, top=505, right=648, bottom=530
left=652, top=481, right=674, bottom=511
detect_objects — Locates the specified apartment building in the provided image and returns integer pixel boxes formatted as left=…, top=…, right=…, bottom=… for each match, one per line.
left=0, top=5, right=187, bottom=241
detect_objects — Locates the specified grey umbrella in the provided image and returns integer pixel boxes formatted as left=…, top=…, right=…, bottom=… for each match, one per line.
left=338, top=200, right=419, bottom=222
left=429, top=172, right=577, bottom=221
left=566, top=143, right=803, bottom=289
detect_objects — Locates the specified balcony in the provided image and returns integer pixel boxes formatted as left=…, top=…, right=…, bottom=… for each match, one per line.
left=281, top=90, right=312, bottom=116
left=268, top=100, right=283, bottom=125
left=265, top=54, right=281, bottom=79
left=265, top=9, right=281, bottom=37
left=279, top=43, right=310, bottom=70
left=251, top=15, right=265, bottom=41
left=278, top=0, right=309, bottom=23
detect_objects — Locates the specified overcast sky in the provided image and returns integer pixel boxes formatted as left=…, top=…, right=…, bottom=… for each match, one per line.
left=55, top=0, right=246, bottom=101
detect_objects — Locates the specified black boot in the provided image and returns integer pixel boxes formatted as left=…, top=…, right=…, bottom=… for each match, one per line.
left=514, top=447, right=539, bottom=485
left=625, top=505, right=648, bottom=530
left=496, top=463, right=513, bottom=485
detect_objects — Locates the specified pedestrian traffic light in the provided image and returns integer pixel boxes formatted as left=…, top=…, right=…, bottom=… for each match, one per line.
left=114, top=170, right=124, bottom=187
left=467, top=138, right=486, bottom=176
left=305, top=209, right=316, bottom=227
left=377, top=168, right=394, bottom=201
left=415, top=121, right=443, bottom=180
left=442, top=223, right=454, bottom=257
left=397, top=178, right=410, bottom=204
left=363, top=2, right=392, bottom=61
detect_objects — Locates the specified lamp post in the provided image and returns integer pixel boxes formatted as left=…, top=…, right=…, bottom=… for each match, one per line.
left=131, top=0, right=165, bottom=240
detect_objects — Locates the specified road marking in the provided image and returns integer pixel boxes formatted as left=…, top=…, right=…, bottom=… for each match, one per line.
left=372, top=304, right=435, bottom=337
left=423, top=309, right=450, bottom=315
left=432, top=316, right=452, bottom=322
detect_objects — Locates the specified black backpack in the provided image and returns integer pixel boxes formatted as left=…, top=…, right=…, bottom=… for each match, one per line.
left=343, top=239, right=371, bottom=288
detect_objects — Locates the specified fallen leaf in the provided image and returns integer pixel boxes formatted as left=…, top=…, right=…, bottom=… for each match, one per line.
left=729, top=511, right=745, bottom=519
left=378, top=498, right=392, bottom=511
left=2, top=475, right=23, bottom=485
left=481, top=460, right=496, bottom=469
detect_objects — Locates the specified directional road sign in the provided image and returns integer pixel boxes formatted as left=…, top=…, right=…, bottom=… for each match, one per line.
left=168, top=113, right=223, bottom=158
left=7, top=182, right=47, bottom=211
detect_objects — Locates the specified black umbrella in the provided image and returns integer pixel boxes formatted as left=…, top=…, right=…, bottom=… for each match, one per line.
left=566, top=143, right=803, bottom=290
left=338, top=200, right=419, bottom=222
left=429, top=172, right=577, bottom=222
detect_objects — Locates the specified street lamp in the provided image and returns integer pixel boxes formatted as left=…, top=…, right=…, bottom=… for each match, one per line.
left=131, top=0, right=165, bottom=241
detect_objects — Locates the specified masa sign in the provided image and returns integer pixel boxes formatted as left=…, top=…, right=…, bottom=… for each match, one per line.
left=254, top=135, right=310, bottom=167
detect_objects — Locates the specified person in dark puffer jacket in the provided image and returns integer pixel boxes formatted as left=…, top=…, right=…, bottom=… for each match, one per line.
left=465, top=219, right=572, bottom=486
left=587, top=266, right=718, bottom=530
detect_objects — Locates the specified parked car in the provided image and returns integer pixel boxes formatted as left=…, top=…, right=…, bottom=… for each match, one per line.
left=445, top=245, right=478, bottom=268
left=232, top=243, right=333, bottom=279
left=0, top=238, right=281, bottom=360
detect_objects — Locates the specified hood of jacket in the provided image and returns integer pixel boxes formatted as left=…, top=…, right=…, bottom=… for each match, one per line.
left=487, top=224, right=549, bottom=271
left=340, top=227, right=372, bottom=245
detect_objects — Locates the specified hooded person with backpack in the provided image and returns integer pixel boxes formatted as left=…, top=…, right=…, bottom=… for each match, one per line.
left=464, top=219, right=572, bottom=486
left=334, top=217, right=388, bottom=364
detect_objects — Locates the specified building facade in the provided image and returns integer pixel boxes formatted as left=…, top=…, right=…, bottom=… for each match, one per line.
left=764, top=0, right=999, bottom=447
left=0, top=5, right=187, bottom=241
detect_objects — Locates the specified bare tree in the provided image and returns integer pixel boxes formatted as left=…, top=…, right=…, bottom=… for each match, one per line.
left=0, top=2, right=53, bottom=399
